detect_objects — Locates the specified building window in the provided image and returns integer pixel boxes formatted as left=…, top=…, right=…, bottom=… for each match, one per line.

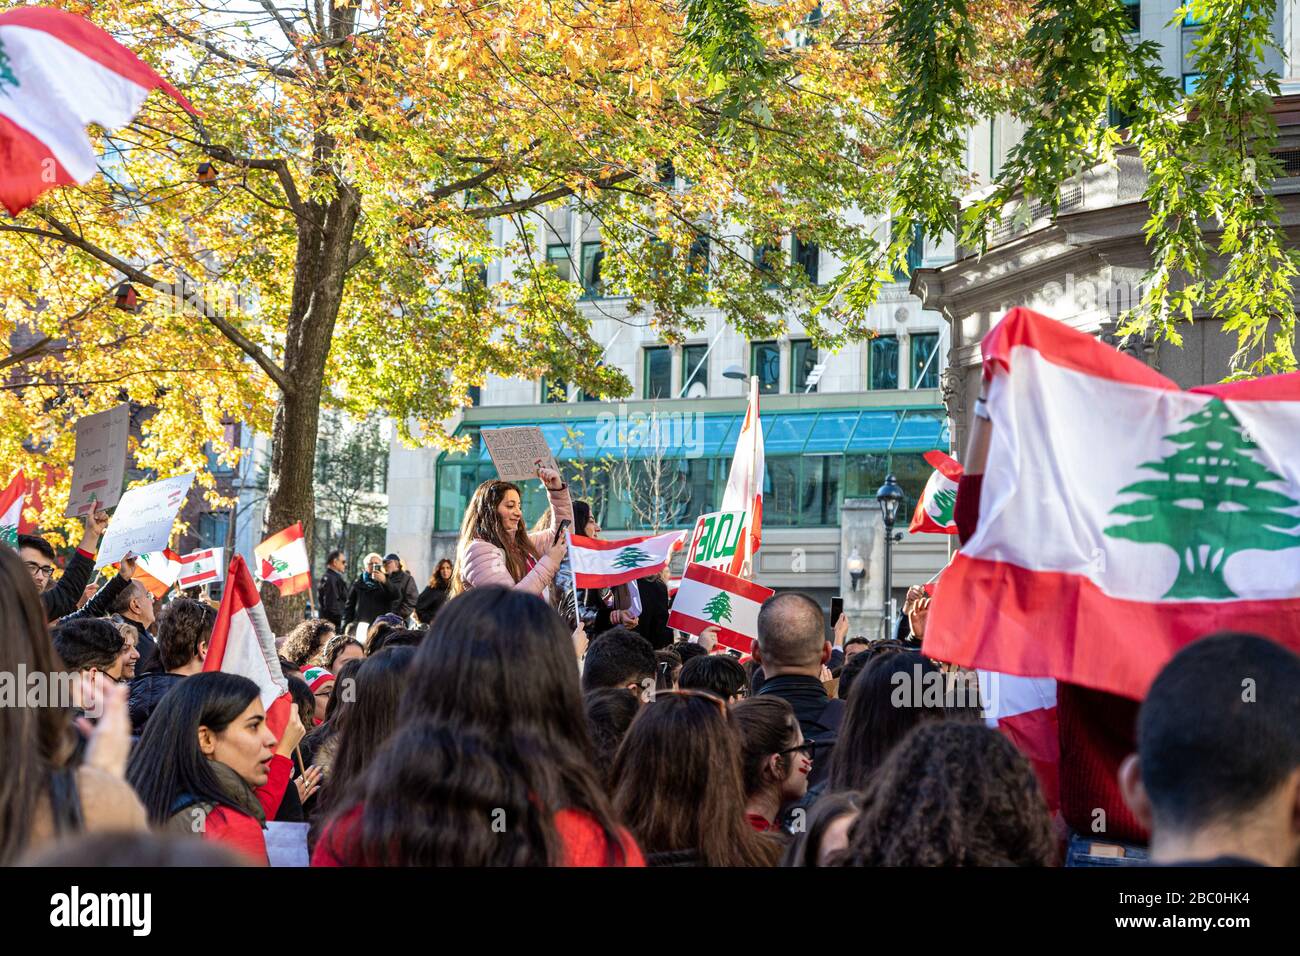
left=467, top=385, right=481, bottom=407
left=547, top=243, right=572, bottom=283
left=1182, top=73, right=1202, bottom=95
left=580, top=241, right=604, bottom=298
left=869, top=335, right=899, bottom=390
left=751, top=341, right=780, bottom=394
left=791, top=339, right=819, bottom=393
left=682, top=343, right=709, bottom=397
left=891, top=221, right=924, bottom=281
left=644, top=346, right=671, bottom=399
left=1183, top=6, right=1204, bottom=26
left=688, top=236, right=710, bottom=276
left=1123, top=0, right=1140, bottom=32
left=753, top=241, right=779, bottom=288
left=910, top=333, right=941, bottom=389
left=792, top=237, right=819, bottom=285
left=541, top=377, right=568, bottom=403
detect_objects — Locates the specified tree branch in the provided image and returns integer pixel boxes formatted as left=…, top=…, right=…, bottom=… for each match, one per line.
left=154, top=13, right=301, bottom=81
left=468, top=170, right=637, bottom=220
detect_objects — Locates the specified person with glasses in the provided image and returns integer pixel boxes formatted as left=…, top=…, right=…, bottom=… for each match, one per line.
left=732, top=696, right=813, bottom=833
left=16, top=508, right=111, bottom=622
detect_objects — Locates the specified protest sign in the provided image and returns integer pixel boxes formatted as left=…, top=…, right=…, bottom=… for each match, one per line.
left=265, top=822, right=310, bottom=867
left=66, top=404, right=130, bottom=516
left=481, top=426, right=558, bottom=482
left=685, top=510, right=747, bottom=572
left=93, top=473, right=194, bottom=569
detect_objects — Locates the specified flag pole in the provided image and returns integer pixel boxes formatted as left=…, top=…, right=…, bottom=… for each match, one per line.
left=743, top=376, right=759, bottom=580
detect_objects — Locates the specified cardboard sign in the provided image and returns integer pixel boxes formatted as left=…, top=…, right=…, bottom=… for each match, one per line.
left=685, top=511, right=747, bottom=571
left=66, top=404, right=130, bottom=516
left=94, top=473, right=194, bottom=570
left=481, top=425, right=559, bottom=482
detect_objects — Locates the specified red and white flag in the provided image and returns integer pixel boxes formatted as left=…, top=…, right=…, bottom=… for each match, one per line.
left=0, top=8, right=197, bottom=215
left=720, top=377, right=764, bottom=578
left=254, top=522, right=310, bottom=597
left=204, top=554, right=292, bottom=740
left=924, top=307, right=1300, bottom=700
left=0, top=469, right=26, bottom=546
left=569, top=529, right=686, bottom=589
left=909, top=450, right=962, bottom=535
left=178, top=547, right=224, bottom=588
left=134, top=548, right=181, bottom=599
left=668, top=562, right=774, bottom=654
left=979, top=671, right=1060, bottom=813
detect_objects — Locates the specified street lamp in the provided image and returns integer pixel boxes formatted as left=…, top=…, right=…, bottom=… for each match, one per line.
left=722, top=364, right=747, bottom=381
left=876, top=474, right=906, bottom=636
left=847, top=547, right=865, bottom=591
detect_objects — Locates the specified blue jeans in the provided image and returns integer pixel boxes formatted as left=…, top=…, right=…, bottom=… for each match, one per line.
left=1065, top=831, right=1150, bottom=867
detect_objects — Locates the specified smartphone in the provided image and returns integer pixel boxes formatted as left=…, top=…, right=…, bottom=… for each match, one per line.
left=553, top=518, right=572, bottom=545
left=830, top=596, right=844, bottom=629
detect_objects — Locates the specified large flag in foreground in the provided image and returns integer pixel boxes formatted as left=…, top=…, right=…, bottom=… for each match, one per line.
left=569, top=529, right=686, bottom=589
left=254, top=522, right=310, bottom=597
left=924, top=307, right=1300, bottom=700
left=909, top=450, right=962, bottom=534
left=720, top=377, right=765, bottom=578
left=0, top=7, right=197, bottom=214
left=205, top=555, right=292, bottom=739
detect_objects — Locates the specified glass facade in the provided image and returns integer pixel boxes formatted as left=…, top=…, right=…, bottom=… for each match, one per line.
left=580, top=241, right=604, bottom=298
left=682, top=344, right=709, bottom=396
left=644, top=347, right=671, bottom=399
left=869, top=335, right=899, bottom=390
left=911, top=333, right=940, bottom=389
left=752, top=341, right=780, bottom=394
left=792, top=339, right=818, bottom=393
left=547, top=243, right=571, bottom=282
left=793, top=237, right=819, bottom=285
left=435, top=408, right=948, bottom=532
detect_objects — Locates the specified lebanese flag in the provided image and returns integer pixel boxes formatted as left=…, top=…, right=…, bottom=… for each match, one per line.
left=923, top=307, right=1300, bottom=701
left=668, top=562, right=774, bottom=654
left=979, top=671, right=1060, bottom=813
left=134, top=548, right=181, bottom=599
left=720, top=377, right=764, bottom=578
left=254, top=522, right=310, bottom=597
left=569, top=529, right=686, bottom=589
left=178, top=547, right=224, bottom=588
left=204, top=554, right=292, bottom=740
left=0, top=8, right=198, bottom=215
left=0, top=470, right=25, bottom=545
left=909, top=450, right=962, bottom=534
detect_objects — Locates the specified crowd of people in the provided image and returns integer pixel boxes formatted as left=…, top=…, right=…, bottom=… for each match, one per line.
left=2, top=463, right=1298, bottom=869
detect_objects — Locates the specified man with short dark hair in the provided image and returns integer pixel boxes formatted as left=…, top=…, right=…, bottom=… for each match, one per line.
left=753, top=591, right=843, bottom=787
left=109, top=579, right=161, bottom=675
left=318, top=549, right=348, bottom=627
left=581, top=627, right=656, bottom=699
left=129, top=597, right=217, bottom=733
left=17, top=509, right=111, bottom=621
left=1119, top=632, right=1300, bottom=867
left=52, top=617, right=126, bottom=718
left=678, top=654, right=748, bottom=703
left=843, top=636, right=872, bottom=661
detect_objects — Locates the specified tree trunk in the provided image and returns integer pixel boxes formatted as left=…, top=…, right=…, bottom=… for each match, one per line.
left=260, top=186, right=361, bottom=633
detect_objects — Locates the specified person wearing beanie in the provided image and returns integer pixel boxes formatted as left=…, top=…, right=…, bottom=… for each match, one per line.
left=302, top=667, right=336, bottom=725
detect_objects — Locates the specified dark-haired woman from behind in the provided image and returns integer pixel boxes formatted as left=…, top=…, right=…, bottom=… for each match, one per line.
left=312, top=586, right=643, bottom=866
left=610, top=691, right=782, bottom=867
left=127, top=672, right=307, bottom=865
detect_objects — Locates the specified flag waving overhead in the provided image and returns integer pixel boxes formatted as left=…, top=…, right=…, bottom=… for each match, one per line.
left=668, top=562, right=774, bottom=654
left=178, top=548, right=224, bottom=589
left=205, top=555, right=292, bottom=740
left=254, top=522, right=310, bottom=597
left=720, top=377, right=765, bottom=578
left=569, top=529, right=686, bottom=589
left=0, top=470, right=25, bottom=546
left=0, top=7, right=198, bottom=215
left=923, top=307, right=1300, bottom=701
left=909, top=450, right=962, bottom=535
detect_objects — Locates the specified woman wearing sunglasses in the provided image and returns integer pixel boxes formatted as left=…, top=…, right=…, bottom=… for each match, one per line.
left=731, top=696, right=813, bottom=833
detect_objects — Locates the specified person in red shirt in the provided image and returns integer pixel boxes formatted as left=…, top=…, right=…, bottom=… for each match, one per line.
left=127, top=672, right=306, bottom=865
left=731, top=696, right=812, bottom=832
left=312, top=585, right=643, bottom=867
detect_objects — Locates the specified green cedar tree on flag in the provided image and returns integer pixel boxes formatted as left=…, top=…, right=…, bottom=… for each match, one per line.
left=909, top=450, right=963, bottom=535
left=569, top=529, right=686, bottom=589
left=0, top=470, right=26, bottom=546
left=668, top=562, right=773, bottom=653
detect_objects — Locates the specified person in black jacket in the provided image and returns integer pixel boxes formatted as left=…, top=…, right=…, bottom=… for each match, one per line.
left=382, top=553, right=419, bottom=621
left=17, top=509, right=111, bottom=622
left=128, top=597, right=216, bottom=734
left=108, top=579, right=162, bottom=675
left=343, top=552, right=400, bottom=631
left=633, top=568, right=672, bottom=649
left=317, top=550, right=349, bottom=627
left=415, top=558, right=453, bottom=625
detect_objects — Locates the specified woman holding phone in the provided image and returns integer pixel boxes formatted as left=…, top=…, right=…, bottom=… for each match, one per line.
left=451, top=463, right=572, bottom=599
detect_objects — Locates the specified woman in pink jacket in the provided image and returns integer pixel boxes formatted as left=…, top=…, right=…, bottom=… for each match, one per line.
left=451, top=464, right=572, bottom=599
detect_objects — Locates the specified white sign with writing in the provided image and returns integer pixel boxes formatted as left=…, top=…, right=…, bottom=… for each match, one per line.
left=481, top=426, right=559, bottom=482
left=94, top=473, right=194, bottom=570
left=685, top=510, right=747, bottom=572
left=66, top=404, right=130, bottom=516
left=265, top=821, right=310, bottom=868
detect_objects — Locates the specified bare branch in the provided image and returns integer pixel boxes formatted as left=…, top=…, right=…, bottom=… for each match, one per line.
left=154, top=13, right=301, bottom=81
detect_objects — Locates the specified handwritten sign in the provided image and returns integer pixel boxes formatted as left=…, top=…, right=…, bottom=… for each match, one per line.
left=265, top=822, right=310, bottom=868
left=685, top=511, right=747, bottom=572
left=481, top=426, right=558, bottom=482
left=94, top=473, right=194, bottom=570
left=66, top=404, right=130, bottom=516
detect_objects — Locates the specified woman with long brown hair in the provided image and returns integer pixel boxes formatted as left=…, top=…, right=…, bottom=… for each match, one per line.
left=452, top=464, right=571, bottom=598
left=415, top=557, right=454, bottom=625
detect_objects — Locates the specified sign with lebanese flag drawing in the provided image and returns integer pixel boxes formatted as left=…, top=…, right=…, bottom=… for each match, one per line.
left=254, top=522, right=310, bottom=596
left=0, top=7, right=197, bottom=215
left=923, top=307, right=1300, bottom=701
left=668, top=562, right=774, bottom=654
left=178, top=548, right=224, bottom=588
left=0, top=470, right=27, bottom=546
left=720, top=378, right=764, bottom=577
left=569, top=529, right=686, bottom=589
left=134, top=549, right=181, bottom=599
left=909, top=450, right=962, bottom=535
left=204, top=555, right=292, bottom=739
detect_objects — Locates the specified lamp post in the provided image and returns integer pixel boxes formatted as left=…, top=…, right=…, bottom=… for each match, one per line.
left=847, top=547, right=865, bottom=591
left=875, top=474, right=905, bottom=637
